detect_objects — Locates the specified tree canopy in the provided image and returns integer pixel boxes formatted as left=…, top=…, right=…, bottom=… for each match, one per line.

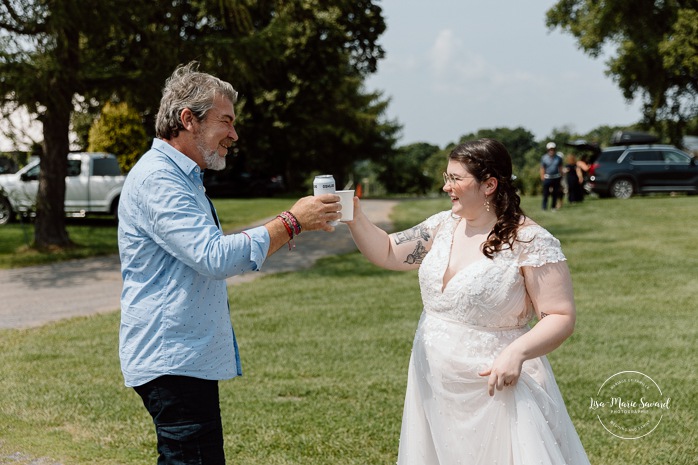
left=0, top=0, right=398, bottom=247
left=207, top=1, right=399, bottom=191
left=376, top=142, right=440, bottom=195
left=546, top=0, right=698, bottom=145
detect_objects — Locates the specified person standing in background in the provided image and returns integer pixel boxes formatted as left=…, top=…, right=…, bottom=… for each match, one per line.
left=576, top=154, right=591, bottom=196
left=564, top=153, right=585, bottom=203
left=541, top=141, right=563, bottom=211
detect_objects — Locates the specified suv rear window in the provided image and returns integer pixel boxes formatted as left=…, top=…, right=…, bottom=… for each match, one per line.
left=628, top=151, right=662, bottom=162
left=597, top=151, right=624, bottom=163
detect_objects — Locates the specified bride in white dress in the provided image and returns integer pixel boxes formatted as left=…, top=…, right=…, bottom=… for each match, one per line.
left=346, top=139, right=591, bottom=465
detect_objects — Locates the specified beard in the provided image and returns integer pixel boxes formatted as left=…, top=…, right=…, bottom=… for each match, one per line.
left=194, top=129, right=227, bottom=171
left=202, top=147, right=226, bottom=171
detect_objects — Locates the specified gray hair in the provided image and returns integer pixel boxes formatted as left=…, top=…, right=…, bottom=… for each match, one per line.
left=155, top=61, right=238, bottom=139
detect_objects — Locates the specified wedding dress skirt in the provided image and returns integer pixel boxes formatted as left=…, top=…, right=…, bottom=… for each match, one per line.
left=396, top=212, right=590, bottom=465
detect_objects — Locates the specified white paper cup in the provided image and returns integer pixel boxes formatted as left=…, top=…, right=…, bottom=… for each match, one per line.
left=336, top=190, right=355, bottom=222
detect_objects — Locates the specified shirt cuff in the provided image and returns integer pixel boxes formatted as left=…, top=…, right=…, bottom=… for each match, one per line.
left=244, top=225, right=270, bottom=270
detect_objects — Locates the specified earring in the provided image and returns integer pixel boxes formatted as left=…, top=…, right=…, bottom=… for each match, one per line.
left=485, top=198, right=490, bottom=212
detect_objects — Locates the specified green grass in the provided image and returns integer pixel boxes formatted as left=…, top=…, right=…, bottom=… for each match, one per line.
left=0, top=197, right=295, bottom=269
left=1, top=194, right=696, bottom=464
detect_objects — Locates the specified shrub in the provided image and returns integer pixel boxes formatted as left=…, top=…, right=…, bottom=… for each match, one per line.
left=88, top=102, right=148, bottom=172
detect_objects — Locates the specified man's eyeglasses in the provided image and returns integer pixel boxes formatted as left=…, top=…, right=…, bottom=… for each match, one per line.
left=442, top=172, right=472, bottom=186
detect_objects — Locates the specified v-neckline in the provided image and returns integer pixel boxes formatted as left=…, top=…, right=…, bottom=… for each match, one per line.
left=441, top=257, right=488, bottom=294
left=440, top=217, right=489, bottom=293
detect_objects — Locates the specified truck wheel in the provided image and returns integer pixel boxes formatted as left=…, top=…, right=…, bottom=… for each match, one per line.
left=0, top=196, right=14, bottom=225
left=610, top=179, right=634, bottom=199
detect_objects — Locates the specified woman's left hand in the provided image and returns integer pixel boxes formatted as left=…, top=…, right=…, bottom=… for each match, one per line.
left=478, top=347, right=524, bottom=396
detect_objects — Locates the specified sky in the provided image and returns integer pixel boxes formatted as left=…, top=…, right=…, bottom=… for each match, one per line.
left=0, top=106, right=42, bottom=152
left=2, top=1, right=645, bottom=152
left=365, top=0, right=644, bottom=148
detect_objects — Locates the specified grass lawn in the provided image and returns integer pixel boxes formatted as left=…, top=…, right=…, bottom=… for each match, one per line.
left=0, top=197, right=296, bottom=269
left=0, top=194, right=696, bottom=464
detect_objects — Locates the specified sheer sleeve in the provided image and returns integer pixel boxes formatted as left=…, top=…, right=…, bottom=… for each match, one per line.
left=419, top=210, right=453, bottom=240
left=515, top=225, right=566, bottom=268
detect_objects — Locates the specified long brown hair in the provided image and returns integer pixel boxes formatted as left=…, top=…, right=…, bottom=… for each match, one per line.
left=448, top=138, right=526, bottom=258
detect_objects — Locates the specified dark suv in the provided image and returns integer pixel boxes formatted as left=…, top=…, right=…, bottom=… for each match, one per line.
left=570, top=132, right=698, bottom=199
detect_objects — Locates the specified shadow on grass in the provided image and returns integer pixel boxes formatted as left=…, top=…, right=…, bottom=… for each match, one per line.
left=302, top=252, right=397, bottom=279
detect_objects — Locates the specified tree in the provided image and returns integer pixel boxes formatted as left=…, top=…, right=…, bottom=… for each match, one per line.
left=458, top=127, right=537, bottom=175
left=0, top=0, right=182, bottom=248
left=216, top=0, right=398, bottom=191
left=1, top=1, right=77, bottom=247
left=546, top=0, right=698, bottom=145
left=88, top=102, right=148, bottom=173
left=0, top=0, right=396, bottom=249
left=377, top=142, right=440, bottom=195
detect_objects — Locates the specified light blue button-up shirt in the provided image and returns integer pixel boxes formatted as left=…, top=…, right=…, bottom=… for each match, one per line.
left=118, top=139, right=270, bottom=387
left=541, top=152, right=563, bottom=179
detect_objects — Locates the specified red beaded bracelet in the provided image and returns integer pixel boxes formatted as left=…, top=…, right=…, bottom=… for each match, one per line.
left=279, top=211, right=301, bottom=235
left=276, top=214, right=296, bottom=250
left=285, top=211, right=302, bottom=234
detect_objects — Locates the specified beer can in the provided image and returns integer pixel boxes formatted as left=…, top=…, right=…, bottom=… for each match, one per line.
left=313, top=174, right=336, bottom=195
left=313, top=174, right=338, bottom=225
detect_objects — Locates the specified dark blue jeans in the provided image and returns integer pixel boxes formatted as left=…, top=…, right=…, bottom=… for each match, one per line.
left=134, top=375, right=226, bottom=465
left=542, top=177, right=562, bottom=210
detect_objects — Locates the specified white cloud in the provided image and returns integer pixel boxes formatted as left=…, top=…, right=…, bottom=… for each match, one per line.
left=428, top=29, right=489, bottom=94
left=427, top=28, right=544, bottom=102
left=428, top=29, right=459, bottom=75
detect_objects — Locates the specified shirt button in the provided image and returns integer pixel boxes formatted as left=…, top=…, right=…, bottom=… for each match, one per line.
left=198, top=185, right=203, bottom=190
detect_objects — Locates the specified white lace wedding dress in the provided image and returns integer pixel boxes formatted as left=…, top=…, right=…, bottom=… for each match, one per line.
left=397, top=211, right=590, bottom=465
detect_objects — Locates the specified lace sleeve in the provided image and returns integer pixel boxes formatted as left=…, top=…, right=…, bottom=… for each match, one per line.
left=515, top=225, right=566, bottom=268
left=419, top=210, right=452, bottom=239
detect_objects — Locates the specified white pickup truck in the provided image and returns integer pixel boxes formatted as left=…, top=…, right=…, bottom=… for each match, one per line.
left=0, top=152, right=126, bottom=225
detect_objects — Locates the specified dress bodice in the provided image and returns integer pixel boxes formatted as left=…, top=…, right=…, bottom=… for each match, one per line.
left=417, top=211, right=566, bottom=328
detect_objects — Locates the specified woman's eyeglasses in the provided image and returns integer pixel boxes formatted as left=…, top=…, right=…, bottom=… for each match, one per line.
left=442, top=172, right=472, bottom=186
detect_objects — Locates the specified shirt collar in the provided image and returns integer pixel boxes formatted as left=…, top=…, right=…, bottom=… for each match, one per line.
left=151, top=138, right=202, bottom=176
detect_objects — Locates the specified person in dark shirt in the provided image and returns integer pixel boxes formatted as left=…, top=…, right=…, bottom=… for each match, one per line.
left=564, top=154, right=585, bottom=203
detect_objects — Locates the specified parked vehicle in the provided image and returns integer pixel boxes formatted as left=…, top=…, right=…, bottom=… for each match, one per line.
left=567, top=132, right=698, bottom=199
left=0, top=152, right=125, bottom=225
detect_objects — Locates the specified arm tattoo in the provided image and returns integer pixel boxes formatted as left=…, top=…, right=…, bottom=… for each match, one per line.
left=404, top=241, right=428, bottom=265
left=394, top=226, right=431, bottom=245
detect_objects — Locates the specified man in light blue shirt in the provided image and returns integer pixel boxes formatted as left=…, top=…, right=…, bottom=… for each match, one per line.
left=540, top=141, right=564, bottom=211
left=118, top=62, right=340, bottom=464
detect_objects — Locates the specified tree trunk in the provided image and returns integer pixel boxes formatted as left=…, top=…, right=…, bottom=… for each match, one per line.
left=35, top=109, right=72, bottom=249
left=33, top=5, right=80, bottom=250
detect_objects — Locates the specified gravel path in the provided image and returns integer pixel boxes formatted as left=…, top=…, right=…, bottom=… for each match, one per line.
left=0, top=199, right=398, bottom=329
